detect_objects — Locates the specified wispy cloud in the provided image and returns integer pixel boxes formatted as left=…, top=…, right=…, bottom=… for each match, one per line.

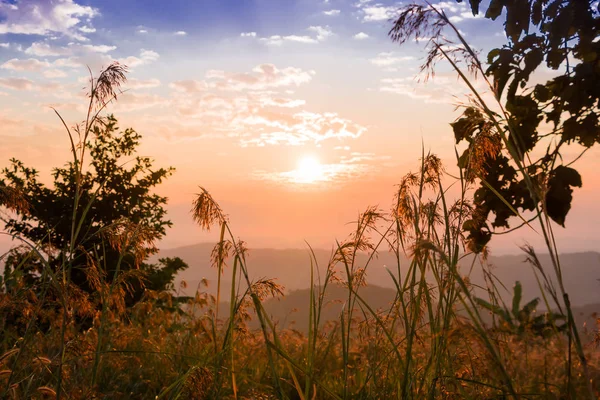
left=1, top=58, right=50, bottom=72
left=239, top=111, right=366, bottom=146
left=197, top=64, right=315, bottom=92
left=357, top=3, right=401, bottom=22
left=125, top=78, right=162, bottom=89
left=370, top=52, right=415, bottom=67
left=0, top=0, right=99, bottom=41
left=323, top=9, right=341, bottom=16
left=0, top=77, right=34, bottom=91
left=43, top=69, right=68, bottom=79
left=308, top=25, right=333, bottom=41
left=378, top=72, right=487, bottom=104
left=246, top=26, right=333, bottom=46
left=118, top=49, right=160, bottom=68
left=24, top=42, right=116, bottom=57
left=164, top=63, right=365, bottom=147
left=0, top=77, right=61, bottom=93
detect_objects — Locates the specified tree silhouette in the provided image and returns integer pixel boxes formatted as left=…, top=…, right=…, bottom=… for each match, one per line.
left=0, top=66, right=187, bottom=305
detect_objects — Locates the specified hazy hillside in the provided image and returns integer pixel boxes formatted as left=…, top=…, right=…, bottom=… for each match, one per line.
left=156, top=243, right=600, bottom=308
left=259, top=284, right=399, bottom=333
left=220, top=284, right=600, bottom=339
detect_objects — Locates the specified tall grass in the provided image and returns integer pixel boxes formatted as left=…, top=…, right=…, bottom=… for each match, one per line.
left=1, top=10, right=599, bottom=397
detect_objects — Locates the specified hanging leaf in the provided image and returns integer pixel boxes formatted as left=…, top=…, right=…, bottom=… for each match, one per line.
left=545, top=166, right=582, bottom=227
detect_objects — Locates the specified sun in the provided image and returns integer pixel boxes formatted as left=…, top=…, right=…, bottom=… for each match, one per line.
left=294, top=156, right=324, bottom=184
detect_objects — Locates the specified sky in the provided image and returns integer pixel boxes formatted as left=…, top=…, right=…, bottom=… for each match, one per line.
left=0, top=0, right=599, bottom=255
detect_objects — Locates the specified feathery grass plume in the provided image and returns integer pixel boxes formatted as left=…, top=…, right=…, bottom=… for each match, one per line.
left=210, top=239, right=233, bottom=270
left=250, top=278, right=285, bottom=302
left=390, top=4, right=480, bottom=80
left=192, top=187, right=227, bottom=231
left=82, top=251, right=105, bottom=293
left=181, top=366, right=213, bottom=398
left=388, top=4, right=447, bottom=46
left=453, top=107, right=502, bottom=183
left=0, top=185, right=29, bottom=215
left=421, top=153, right=443, bottom=186
left=31, top=356, right=52, bottom=371
left=88, top=62, right=128, bottom=111
left=394, top=172, right=418, bottom=231
left=337, top=206, right=384, bottom=259
left=0, top=349, right=19, bottom=365
left=234, top=239, right=249, bottom=259
left=36, top=385, right=57, bottom=398
left=104, top=217, right=158, bottom=267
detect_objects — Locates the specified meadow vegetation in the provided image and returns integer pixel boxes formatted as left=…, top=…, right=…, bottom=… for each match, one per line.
left=1, top=1, right=599, bottom=398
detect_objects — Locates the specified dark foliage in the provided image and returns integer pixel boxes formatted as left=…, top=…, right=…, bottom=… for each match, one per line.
left=0, top=115, right=187, bottom=304
left=390, top=0, right=600, bottom=251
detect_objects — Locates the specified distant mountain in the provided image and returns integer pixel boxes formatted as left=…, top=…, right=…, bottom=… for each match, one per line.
left=259, top=284, right=399, bottom=333
left=155, top=243, right=600, bottom=308
left=258, top=288, right=600, bottom=340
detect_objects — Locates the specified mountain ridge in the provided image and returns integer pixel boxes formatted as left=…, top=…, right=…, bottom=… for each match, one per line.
left=154, top=242, right=600, bottom=308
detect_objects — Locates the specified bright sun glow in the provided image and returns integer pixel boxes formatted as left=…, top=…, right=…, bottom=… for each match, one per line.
left=294, top=156, right=325, bottom=184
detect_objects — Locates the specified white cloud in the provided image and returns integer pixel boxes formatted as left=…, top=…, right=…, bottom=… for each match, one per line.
left=169, top=80, right=208, bottom=93
left=0, top=77, right=60, bottom=93
left=170, top=64, right=314, bottom=94
left=361, top=4, right=400, bottom=22
left=43, top=69, right=68, bottom=78
left=370, top=52, right=415, bottom=67
left=0, top=0, right=99, bottom=41
left=53, top=57, right=84, bottom=69
left=308, top=25, right=333, bottom=41
left=323, top=9, right=341, bottom=16
left=79, top=25, right=96, bottom=33
left=0, top=77, right=34, bottom=91
left=260, top=35, right=318, bottom=46
left=112, top=92, right=169, bottom=112
left=174, top=31, right=187, bottom=36
left=240, top=110, right=366, bottom=147
left=258, top=96, right=306, bottom=108
left=1, top=58, right=50, bottom=71
left=449, top=11, right=483, bottom=23
left=138, top=29, right=148, bottom=34
left=118, top=49, right=160, bottom=68
left=212, top=64, right=314, bottom=91
left=353, top=32, right=369, bottom=40
left=162, top=63, right=364, bottom=147
left=378, top=73, right=486, bottom=104
left=24, top=41, right=116, bottom=57
left=25, top=42, right=70, bottom=57
left=81, top=44, right=116, bottom=53
left=252, top=26, right=333, bottom=46
left=0, top=43, right=9, bottom=48
left=125, top=78, right=161, bottom=89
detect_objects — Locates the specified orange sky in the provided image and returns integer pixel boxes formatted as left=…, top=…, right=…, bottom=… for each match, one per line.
left=1, top=0, right=599, bottom=255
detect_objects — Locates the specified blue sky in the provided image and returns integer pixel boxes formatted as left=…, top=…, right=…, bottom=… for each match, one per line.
left=1, top=0, right=599, bottom=253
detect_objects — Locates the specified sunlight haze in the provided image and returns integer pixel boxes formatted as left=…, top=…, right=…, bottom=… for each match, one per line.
left=0, top=0, right=598, bottom=253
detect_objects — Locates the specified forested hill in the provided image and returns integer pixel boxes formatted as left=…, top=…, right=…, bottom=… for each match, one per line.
left=156, top=243, right=600, bottom=308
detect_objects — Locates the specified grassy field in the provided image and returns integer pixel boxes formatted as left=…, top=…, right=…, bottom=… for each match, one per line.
left=1, top=151, right=599, bottom=399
